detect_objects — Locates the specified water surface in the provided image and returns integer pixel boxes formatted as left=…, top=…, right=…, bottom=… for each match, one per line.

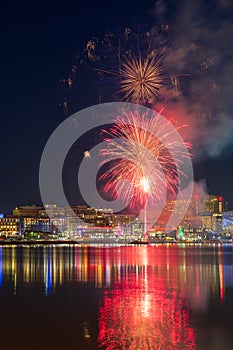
left=0, top=244, right=233, bottom=349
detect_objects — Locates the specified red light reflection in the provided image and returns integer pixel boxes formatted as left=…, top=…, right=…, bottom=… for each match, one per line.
left=97, top=248, right=196, bottom=349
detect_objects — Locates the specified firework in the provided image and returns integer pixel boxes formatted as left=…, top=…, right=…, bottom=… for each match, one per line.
left=120, top=55, right=163, bottom=102
left=60, top=26, right=218, bottom=122
left=60, top=27, right=171, bottom=113
left=100, top=110, right=191, bottom=209
left=83, top=150, right=91, bottom=159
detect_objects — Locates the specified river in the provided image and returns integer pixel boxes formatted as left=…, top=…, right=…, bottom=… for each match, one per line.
left=0, top=244, right=232, bottom=349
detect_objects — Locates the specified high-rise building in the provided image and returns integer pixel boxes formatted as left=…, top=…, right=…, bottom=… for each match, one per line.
left=198, top=195, right=224, bottom=214
left=156, top=194, right=226, bottom=233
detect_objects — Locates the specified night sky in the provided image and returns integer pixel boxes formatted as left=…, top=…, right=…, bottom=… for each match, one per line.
left=1, top=0, right=233, bottom=214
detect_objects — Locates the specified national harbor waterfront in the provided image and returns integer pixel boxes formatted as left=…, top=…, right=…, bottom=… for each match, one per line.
left=1, top=198, right=233, bottom=349
left=0, top=194, right=233, bottom=245
left=2, top=1, right=233, bottom=349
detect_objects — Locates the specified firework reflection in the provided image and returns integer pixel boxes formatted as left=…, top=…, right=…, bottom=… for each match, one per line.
left=98, top=249, right=196, bottom=350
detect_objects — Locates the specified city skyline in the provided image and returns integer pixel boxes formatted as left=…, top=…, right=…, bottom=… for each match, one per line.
left=0, top=194, right=232, bottom=241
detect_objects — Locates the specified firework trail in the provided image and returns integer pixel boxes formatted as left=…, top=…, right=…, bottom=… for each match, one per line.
left=100, top=109, right=191, bottom=209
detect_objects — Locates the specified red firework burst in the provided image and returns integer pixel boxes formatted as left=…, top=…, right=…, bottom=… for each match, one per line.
left=99, top=109, right=191, bottom=209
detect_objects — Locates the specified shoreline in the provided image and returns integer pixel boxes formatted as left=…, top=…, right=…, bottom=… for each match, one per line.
left=0, top=239, right=232, bottom=246
left=0, top=239, right=79, bottom=245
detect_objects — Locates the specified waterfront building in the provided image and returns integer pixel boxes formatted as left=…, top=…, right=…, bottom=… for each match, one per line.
left=65, top=205, right=88, bottom=218
left=13, top=205, right=44, bottom=218
left=0, top=217, right=22, bottom=236
left=222, top=212, right=233, bottom=234
left=3, top=194, right=226, bottom=240
left=23, top=217, right=54, bottom=234
left=78, top=226, right=114, bottom=238
left=154, top=194, right=225, bottom=236
left=111, top=214, right=135, bottom=227
left=198, top=213, right=222, bottom=232
left=198, top=195, right=224, bottom=214
left=40, top=204, right=65, bottom=218
left=129, top=218, right=144, bottom=236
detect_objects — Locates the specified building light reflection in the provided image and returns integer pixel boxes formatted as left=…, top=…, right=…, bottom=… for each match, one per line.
left=45, top=248, right=53, bottom=296
left=0, top=247, right=2, bottom=287
left=0, top=244, right=231, bottom=305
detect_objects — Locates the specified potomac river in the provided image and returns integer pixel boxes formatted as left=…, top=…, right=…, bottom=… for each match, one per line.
left=0, top=243, right=233, bottom=349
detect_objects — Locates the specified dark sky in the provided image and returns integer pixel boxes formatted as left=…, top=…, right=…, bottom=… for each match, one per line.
left=1, top=0, right=233, bottom=213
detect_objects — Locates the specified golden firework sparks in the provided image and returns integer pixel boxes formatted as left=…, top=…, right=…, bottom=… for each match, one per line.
left=84, top=150, right=91, bottom=159
left=120, top=55, right=163, bottom=102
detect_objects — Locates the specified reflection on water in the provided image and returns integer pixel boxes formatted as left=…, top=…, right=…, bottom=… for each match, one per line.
left=0, top=245, right=76, bottom=295
left=0, top=246, right=2, bottom=287
left=0, top=244, right=233, bottom=349
left=98, top=270, right=196, bottom=349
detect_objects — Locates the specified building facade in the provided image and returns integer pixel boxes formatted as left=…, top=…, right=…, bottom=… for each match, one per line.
left=0, top=217, right=22, bottom=236
left=13, top=205, right=44, bottom=218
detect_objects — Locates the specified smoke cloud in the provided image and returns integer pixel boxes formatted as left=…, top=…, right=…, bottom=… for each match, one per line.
left=152, top=0, right=233, bottom=158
